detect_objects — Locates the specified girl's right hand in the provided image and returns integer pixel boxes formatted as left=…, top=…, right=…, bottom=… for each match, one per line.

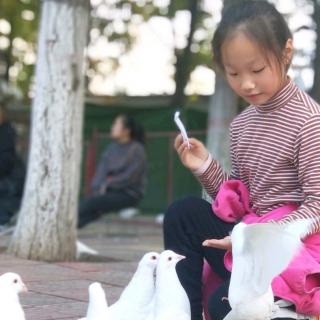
left=202, top=236, right=232, bottom=251
left=174, top=135, right=209, bottom=171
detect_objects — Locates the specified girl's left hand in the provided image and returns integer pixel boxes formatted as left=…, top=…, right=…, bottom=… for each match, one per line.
left=202, top=236, right=232, bottom=251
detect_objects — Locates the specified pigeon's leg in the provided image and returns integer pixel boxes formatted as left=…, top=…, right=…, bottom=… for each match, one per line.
left=163, top=196, right=234, bottom=320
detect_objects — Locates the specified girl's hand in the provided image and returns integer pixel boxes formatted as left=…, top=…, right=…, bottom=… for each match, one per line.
left=202, top=236, right=232, bottom=251
left=174, top=135, right=209, bottom=171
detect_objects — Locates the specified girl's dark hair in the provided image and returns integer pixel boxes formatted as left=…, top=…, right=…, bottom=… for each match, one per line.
left=212, top=0, right=292, bottom=71
left=119, top=113, right=146, bottom=145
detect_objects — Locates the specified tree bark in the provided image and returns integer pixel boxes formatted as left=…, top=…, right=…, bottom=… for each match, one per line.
left=170, top=0, right=199, bottom=108
left=206, top=0, right=249, bottom=170
left=310, top=0, right=320, bottom=103
left=8, top=0, right=89, bottom=261
left=206, top=74, right=238, bottom=171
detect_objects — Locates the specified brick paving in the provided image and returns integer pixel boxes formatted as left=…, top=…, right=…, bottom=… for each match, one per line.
left=0, top=215, right=163, bottom=319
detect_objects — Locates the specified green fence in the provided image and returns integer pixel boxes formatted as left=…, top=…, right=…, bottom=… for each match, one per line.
left=83, top=100, right=209, bottom=214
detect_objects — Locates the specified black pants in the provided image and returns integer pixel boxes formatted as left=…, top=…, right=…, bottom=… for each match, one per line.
left=78, top=191, right=138, bottom=228
left=163, top=196, right=296, bottom=320
left=0, top=196, right=21, bottom=225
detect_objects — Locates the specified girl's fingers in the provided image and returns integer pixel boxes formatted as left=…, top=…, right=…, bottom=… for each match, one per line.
left=180, top=145, right=192, bottom=162
left=202, top=239, right=220, bottom=247
left=175, top=135, right=199, bottom=154
left=188, top=137, right=202, bottom=147
left=177, top=142, right=186, bottom=155
left=188, top=137, right=199, bottom=144
left=202, top=238, right=231, bottom=250
left=177, top=141, right=190, bottom=155
left=174, top=134, right=183, bottom=149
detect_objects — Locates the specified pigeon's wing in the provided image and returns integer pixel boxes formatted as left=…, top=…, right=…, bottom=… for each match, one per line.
left=229, top=220, right=312, bottom=304
left=173, top=313, right=190, bottom=320
left=109, top=264, right=156, bottom=319
left=144, top=312, right=154, bottom=320
left=228, top=223, right=256, bottom=306
left=246, top=219, right=313, bottom=294
left=0, top=291, right=25, bottom=320
left=0, top=302, right=25, bottom=320
left=17, top=306, right=26, bottom=320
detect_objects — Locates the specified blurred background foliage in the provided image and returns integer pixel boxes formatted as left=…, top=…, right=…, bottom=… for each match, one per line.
left=0, top=0, right=319, bottom=103
left=0, top=0, right=319, bottom=212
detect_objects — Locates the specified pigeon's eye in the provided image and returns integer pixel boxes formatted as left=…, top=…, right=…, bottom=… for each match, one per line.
left=13, top=279, right=18, bottom=284
left=168, top=257, right=172, bottom=261
left=151, top=255, right=157, bottom=260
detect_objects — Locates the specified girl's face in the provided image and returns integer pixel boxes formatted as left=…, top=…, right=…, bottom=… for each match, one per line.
left=110, top=116, right=130, bottom=142
left=221, top=32, right=291, bottom=105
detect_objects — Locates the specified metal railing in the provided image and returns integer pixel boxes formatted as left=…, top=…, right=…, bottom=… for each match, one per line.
left=83, top=129, right=207, bottom=206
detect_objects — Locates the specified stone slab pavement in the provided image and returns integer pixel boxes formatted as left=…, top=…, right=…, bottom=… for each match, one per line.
left=0, top=215, right=164, bottom=320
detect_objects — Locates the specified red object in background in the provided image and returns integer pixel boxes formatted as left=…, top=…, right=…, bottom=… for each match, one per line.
left=84, top=129, right=98, bottom=196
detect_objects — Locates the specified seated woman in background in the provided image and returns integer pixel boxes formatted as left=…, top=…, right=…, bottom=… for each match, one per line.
left=0, top=103, right=25, bottom=227
left=78, top=114, right=147, bottom=228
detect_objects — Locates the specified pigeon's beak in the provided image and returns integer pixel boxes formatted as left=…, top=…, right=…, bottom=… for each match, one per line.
left=176, top=254, right=186, bottom=261
left=21, top=283, right=28, bottom=293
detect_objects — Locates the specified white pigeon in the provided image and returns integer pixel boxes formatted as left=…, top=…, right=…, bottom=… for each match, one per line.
left=0, top=272, right=27, bottom=320
left=146, top=250, right=191, bottom=320
left=79, top=282, right=109, bottom=320
left=109, top=251, right=160, bottom=320
left=224, top=219, right=314, bottom=320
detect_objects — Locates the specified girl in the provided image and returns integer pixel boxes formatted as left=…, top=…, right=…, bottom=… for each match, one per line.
left=163, top=1, right=320, bottom=320
left=78, top=114, right=146, bottom=228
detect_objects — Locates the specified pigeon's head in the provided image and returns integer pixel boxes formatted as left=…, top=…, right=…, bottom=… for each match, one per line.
left=139, top=252, right=160, bottom=269
left=0, top=272, right=28, bottom=294
left=159, top=250, right=186, bottom=269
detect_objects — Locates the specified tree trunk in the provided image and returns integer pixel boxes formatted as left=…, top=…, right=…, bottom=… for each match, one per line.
left=8, top=0, right=89, bottom=261
left=206, top=74, right=238, bottom=171
left=205, top=0, right=245, bottom=170
left=310, top=0, right=320, bottom=103
left=4, top=16, right=14, bottom=82
left=170, top=0, right=199, bottom=108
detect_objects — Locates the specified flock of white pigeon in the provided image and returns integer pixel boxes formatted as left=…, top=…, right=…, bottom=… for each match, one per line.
left=0, top=219, right=311, bottom=320
left=80, top=250, right=191, bottom=320
left=0, top=250, right=191, bottom=320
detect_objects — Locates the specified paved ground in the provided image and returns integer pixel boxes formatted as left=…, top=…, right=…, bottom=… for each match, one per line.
left=0, top=215, right=163, bottom=319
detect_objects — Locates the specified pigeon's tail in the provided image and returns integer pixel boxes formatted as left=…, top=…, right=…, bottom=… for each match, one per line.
left=88, top=282, right=106, bottom=298
left=86, top=282, right=108, bottom=319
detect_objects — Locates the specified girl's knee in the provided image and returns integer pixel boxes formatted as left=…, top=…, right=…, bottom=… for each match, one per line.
left=163, top=195, right=203, bottom=225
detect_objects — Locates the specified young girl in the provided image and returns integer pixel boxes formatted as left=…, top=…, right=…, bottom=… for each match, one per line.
left=163, top=1, right=320, bottom=320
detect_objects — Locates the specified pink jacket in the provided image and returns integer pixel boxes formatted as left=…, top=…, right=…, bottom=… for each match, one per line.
left=212, top=180, right=320, bottom=315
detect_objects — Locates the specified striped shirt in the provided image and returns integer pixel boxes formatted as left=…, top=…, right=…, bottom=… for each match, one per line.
left=196, top=80, right=320, bottom=233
